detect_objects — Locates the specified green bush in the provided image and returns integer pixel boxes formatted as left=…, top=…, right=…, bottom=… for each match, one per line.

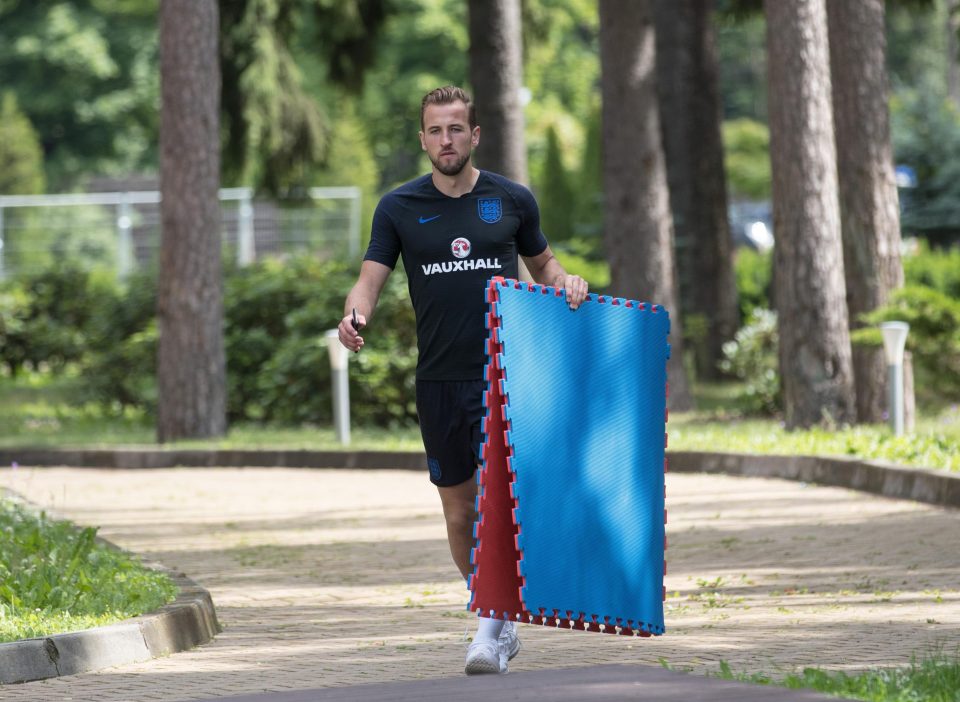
left=903, top=241, right=960, bottom=298
left=224, top=256, right=418, bottom=426
left=0, top=265, right=117, bottom=376
left=723, top=118, right=771, bottom=200
left=79, top=270, right=158, bottom=412
left=733, top=247, right=772, bottom=320
left=0, top=257, right=423, bottom=426
left=552, top=237, right=611, bottom=289
left=730, top=243, right=960, bottom=321
left=719, top=308, right=781, bottom=415
left=223, top=257, right=330, bottom=421
left=852, top=285, right=960, bottom=399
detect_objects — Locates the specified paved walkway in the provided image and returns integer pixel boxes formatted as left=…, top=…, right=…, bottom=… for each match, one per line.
left=2, top=466, right=958, bottom=701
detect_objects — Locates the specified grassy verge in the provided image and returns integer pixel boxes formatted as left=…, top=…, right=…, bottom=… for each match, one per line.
left=711, top=655, right=960, bottom=702
left=0, top=374, right=957, bottom=471
left=667, top=413, right=960, bottom=472
left=0, top=497, right=179, bottom=643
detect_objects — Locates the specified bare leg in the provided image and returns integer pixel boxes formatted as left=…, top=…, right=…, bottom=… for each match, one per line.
left=437, top=477, right=479, bottom=580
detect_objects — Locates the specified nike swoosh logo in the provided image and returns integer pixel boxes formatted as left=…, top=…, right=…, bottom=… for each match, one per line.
left=419, top=215, right=441, bottom=224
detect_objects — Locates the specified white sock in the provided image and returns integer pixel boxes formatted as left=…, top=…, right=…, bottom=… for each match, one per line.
left=474, top=615, right=506, bottom=644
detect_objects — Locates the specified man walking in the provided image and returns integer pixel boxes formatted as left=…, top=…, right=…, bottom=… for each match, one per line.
left=338, top=86, right=588, bottom=674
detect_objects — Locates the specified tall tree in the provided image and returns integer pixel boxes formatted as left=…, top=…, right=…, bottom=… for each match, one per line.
left=220, top=0, right=391, bottom=194
left=538, top=125, right=575, bottom=242
left=157, top=0, right=227, bottom=441
left=599, top=0, right=693, bottom=411
left=765, top=0, right=855, bottom=428
left=467, top=0, right=528, bottom=183
left=655, top=0, right=738, bottom=380
left=948, top=0, right=960, bottom=107
left=827, top=0, right=906, bottom=424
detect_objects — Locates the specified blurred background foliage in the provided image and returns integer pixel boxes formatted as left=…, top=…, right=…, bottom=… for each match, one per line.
left=5, top=0, right=960, bottom=247
left=1, top=0, right=959, bottom=429
left=1, top=244, right=957, bottom=426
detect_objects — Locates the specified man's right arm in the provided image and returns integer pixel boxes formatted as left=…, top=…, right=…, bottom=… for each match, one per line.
left=338, top=260, right=392, bottom=352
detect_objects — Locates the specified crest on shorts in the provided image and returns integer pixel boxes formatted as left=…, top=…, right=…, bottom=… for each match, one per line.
left=477, top=198, right=502, bottom=224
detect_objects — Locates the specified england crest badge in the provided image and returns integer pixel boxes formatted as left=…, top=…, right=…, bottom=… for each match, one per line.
left=477, top=198, right=502, bottom=224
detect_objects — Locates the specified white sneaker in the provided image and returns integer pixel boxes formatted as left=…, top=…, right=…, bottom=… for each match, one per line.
left=464, top=640, right=503, bottom=675
left=498, top=620, right=521, bottom=667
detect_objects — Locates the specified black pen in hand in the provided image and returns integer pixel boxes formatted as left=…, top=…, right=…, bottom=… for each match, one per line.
left=351, top=308, right=360, bottom=353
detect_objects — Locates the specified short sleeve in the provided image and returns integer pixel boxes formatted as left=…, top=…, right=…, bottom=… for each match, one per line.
left=512, top=184, right=549, bottom=258
left=363, top=198, right=402, bottom=269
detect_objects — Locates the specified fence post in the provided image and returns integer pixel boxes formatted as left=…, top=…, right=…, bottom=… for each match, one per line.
left=116, top=198, right=134, bottom=278
left=238, top=193, right=255, bottom=266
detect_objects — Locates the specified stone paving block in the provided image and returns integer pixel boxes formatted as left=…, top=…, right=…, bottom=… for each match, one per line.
left=0, top=467, right=957, bottom=702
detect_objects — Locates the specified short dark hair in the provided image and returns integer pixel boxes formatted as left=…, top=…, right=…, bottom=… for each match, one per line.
left=420, top=86, right=476, bottom=130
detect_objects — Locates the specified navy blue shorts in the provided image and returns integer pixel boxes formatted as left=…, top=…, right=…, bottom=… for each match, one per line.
left=415, top=379, right=484, bottom=487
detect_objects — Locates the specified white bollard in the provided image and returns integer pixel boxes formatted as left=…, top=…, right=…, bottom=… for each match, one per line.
left=880, top=321, right=909, bottom=436
left=324, top=329, right=351, bottom=445
left=238, top=195, right=255, bottom=266
left=116, top=199, right=134, bottom=278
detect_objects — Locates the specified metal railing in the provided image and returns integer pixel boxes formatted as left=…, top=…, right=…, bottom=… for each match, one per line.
left=0, top=186, right=362, bottom=280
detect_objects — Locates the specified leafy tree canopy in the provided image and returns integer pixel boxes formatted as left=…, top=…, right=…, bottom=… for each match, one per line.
left=0, top=0, right=390, bottom=194
left=343, top=0, right=470, bottom=189
left=0, top=0, right=158, bottom=189
left=0, top=93, right=46, bottom=195
left=893, top=85, right=960, bottom=242
left=221, top=0, right=392, bottom=194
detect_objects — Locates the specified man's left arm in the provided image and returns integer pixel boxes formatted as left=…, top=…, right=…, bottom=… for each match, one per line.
left=522, top=246, right=589, bottom=310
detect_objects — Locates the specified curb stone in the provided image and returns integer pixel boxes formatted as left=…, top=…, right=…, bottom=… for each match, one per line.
left=0, top=449, right=425, bottom=471
left=1, top=447, right=957, bottom=508
left=0, top=492, right=221, bottom=685
left=666, top=451, right=960, bottom=509
left=0, top=570, right=220, bottom=685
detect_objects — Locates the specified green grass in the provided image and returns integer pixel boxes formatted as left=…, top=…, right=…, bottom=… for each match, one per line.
left=0, top=373, right=424, bottom=450
left=0, top=498, right=179, bottom=643
left=712, top=655, right=960, bottom=702
left=667, top=411, right=960, bottom=472
left=0, top=373, right=957, bottom=471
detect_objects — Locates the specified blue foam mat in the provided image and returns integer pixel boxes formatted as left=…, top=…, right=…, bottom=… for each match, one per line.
left=494, top=282, right=667, bottom=634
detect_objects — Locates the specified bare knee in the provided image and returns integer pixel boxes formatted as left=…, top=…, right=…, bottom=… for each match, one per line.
left=447, top=507, right=476, bottom=537
left=438, top=481, right=478, bottom=530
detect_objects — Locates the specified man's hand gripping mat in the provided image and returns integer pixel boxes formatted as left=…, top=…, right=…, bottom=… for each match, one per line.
left=468, top=277, right=668, bottom=636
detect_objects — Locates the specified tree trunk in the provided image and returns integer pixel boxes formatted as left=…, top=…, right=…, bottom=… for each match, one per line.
left=467, top=0, right=528, bottom=183
left=599, top=0, right=693, bottom=411
left=655, top=0, right=738, bottom=381
left=764, top=0, right=855, bottom=429
left=948, top=0, right=960, bottom=108
left=827, top=0, right=908, bottom=425
left=157, top=0, right=227, bottom=441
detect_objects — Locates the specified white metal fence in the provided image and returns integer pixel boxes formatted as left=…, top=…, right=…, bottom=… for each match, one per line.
left=0, top=186, right=362, bottom=280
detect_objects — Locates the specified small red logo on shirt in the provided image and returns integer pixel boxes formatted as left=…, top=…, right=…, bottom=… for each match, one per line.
left=451, top=237, right=471, bottom=259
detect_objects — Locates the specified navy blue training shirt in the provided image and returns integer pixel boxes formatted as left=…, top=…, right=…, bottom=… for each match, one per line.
left=364, top=170, right=549, bottom=380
